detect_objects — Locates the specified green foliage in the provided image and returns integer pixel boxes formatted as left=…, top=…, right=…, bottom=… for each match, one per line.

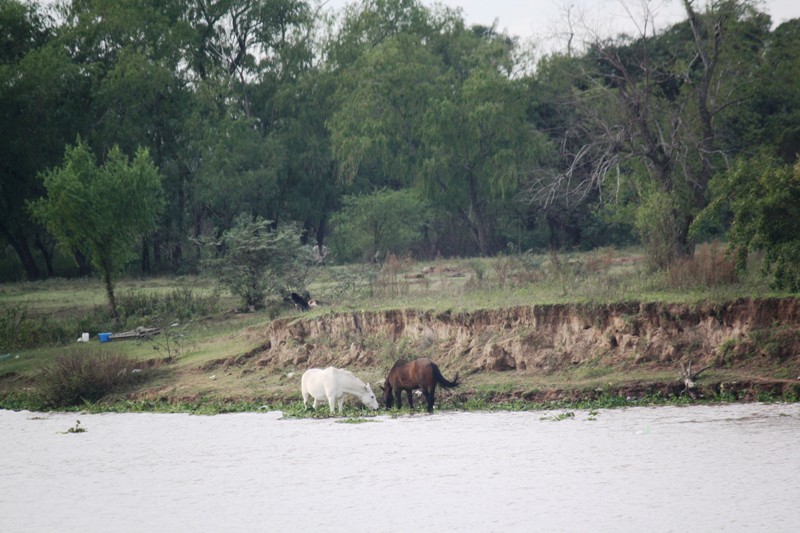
left=29, top=140, right=165, bottom=317
left=191, top=114, right=284, bottom=230
left=730, top=19, right=800, bottom=163
left=330, top=32, right=441, bottom=187
left=116, top=287, right=221, bottom=322
left=0, top=2, right=88, bottom=280
left=200, top=214, right=310, bottom=308
left=336, top=417, right=379, bottom=424
left=635, top=191, right=686, bottom=270
left=667, top=242, right=737, bottom=289
left=329, top=9, right=552, bottom=255
left=31, top=140, right=165, bottom=269
left=62, top=420, right=87, bottom=434
left=581, top=196, right=639, bottom=249
left=38, top=349, right=148, bottom=408
left=329, top=189, right=431, bottom=262
left=706, top=153, right=800, bottom=291
left=3, top=0, right=800, bottom=277
left=421, top=67, right=552, bottom=254
left=279, top=401, right=380, bottom=419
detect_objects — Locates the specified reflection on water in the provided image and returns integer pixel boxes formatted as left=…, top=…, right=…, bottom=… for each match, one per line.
left=2, top=403, right=799, bottom=532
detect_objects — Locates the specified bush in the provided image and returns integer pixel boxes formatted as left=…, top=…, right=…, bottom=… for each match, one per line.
left=0, top=303, right=113, bottom=351
left=667, top=242, right=737, bottom=288
left=38, top=350, right=147, bottom=407
left=635, top=191, right=684, bottom=270
left=116, top=287, right=221, bottom=321
left=703, top=153, right=800, bottom=291
left=199, top=214, right=310, bottom=309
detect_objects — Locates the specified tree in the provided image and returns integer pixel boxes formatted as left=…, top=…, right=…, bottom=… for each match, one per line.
left=0, top=0, right=88, bottom=279
left=701, top=152, right=800, bottom=291
left=329, top=189, right=431, bottom=262
left=190, top=112, right=285, bottom=231
left=422, top=65, right=550, bottom=254
left=200, top=214, right=309, bottom=309
left=538, top=0, right=770, bottom=267
left=330, top=32, right=442, bottom=190
left=270, top=67, right=341, bottom=248
left=328, top=3, right=550, bottom=255
left=727, top=18, right=800, bottom=163
left=30, top=140, right=165, bottom=321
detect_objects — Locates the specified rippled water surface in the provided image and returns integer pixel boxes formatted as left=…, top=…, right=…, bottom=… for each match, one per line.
left=2, top=403, right=799, bottom=532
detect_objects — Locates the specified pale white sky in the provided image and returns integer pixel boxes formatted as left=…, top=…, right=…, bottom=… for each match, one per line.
left=322, top=0, right=800, bottom=53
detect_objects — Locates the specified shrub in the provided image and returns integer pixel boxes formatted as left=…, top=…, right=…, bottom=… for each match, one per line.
left=635, top=191, right=684, bottom=270
left=199, top=214, right=310, bottom=309
left=116, top=287, right=220, bottom=321
left=667, top=242, right=737, bottom=288
left=38, top=350, right=147, bottom=407
left=0, top=303, right=113, bottom=350
left=702, top=153, right=800, bottom=290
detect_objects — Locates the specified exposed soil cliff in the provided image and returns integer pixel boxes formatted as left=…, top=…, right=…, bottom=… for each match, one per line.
left=232, top=299, right=800, bottom=391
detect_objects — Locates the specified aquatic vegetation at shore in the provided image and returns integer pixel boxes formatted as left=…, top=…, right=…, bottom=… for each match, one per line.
left=61, top=420, right=86, bottom=433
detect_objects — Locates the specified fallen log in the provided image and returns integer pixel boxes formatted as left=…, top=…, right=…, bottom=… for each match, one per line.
left=109, top=326, right=161, bottom=341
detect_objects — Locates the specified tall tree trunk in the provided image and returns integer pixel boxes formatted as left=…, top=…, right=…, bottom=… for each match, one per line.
left=74, top=249, right=92, bottom=277
left=466, top=172, right=489, bottom=255
left=34, top=234, right=55, bottom=277
left=684, top=0, right=721, bottom=210
left=104, top=269, right=120, bottom=325
left=141, top=237, right=151, bottom=275
left=316, top=216, right=328, bottom=248
left=0, top=223, right=41, bottom=279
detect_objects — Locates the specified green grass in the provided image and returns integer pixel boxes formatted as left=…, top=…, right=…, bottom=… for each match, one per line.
left=1, top=247, right=797, bottom=412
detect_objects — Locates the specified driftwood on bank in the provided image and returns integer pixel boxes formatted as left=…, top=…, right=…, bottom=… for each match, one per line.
left=679, top=360, right=713, bottom=396
left=109, top=326, right=160, bottom=341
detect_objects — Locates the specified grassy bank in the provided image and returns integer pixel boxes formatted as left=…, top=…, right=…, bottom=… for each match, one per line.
left=2, top=246, right=798, bottom=413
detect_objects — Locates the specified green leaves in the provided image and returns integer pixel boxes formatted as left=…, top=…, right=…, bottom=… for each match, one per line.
left=329, top=189, right=431, bottom=262
left=328, top=14, right=550, bottom=254
left=706, top=152, right=800, bottom=291
left=29, top=140, right=164, bottom=318
left=330, top=33, right=441, bottom=187
left=32, top=140, right=164, bottom=272
left=200, top=214, right=309, bottom=308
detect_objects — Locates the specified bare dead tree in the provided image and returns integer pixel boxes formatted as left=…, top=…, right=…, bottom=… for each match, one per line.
left=523, top=0, right=767, bottom=261
left=679, top=359, right=713, bottom=393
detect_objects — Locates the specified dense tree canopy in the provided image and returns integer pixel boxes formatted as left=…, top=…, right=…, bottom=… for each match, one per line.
left=1, top=0, right=799, bottom=288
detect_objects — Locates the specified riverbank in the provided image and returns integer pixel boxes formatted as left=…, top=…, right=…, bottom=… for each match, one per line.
left=3, top=298, right=799, bottom=415
left=2, top=252, right=799, bottom=413
left=160, top=297, right=800, bottom=408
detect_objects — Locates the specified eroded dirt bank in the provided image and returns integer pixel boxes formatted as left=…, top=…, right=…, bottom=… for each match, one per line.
left=240, top=298, right=799, bottom=370
left=208, top=297, right=800, bottom=402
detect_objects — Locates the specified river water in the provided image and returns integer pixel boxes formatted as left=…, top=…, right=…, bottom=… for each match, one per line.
left=2, top=403, right=799, bottom=532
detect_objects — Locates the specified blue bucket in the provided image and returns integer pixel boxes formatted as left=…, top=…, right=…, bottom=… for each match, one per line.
left=98, top=332, right=112, bottom=343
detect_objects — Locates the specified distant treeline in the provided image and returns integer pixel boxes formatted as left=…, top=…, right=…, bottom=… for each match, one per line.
left=2, top=0, right=799, bottom=283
